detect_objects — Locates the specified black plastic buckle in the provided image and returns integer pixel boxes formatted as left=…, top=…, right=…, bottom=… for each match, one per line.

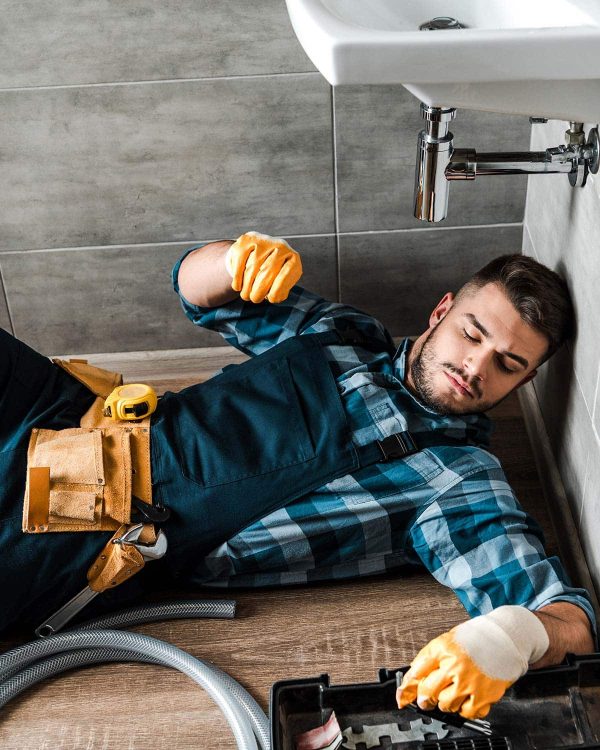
left=131, top=495, right=171, bottom=524
left=376, top=431, right=419, bottom=461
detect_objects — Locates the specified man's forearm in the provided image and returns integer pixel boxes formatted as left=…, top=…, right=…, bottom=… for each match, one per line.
left=532, top=602, right=594, bottom=668
left=178, top=240, right=237, bottom=308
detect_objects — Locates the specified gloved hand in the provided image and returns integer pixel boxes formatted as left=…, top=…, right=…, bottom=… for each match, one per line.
left=224, top=231, right=303, bottom=304
left=396, top=606, right=549, bottom=720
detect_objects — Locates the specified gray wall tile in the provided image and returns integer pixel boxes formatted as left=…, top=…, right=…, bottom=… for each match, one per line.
left=339, top=224, right=523, bottom=336
left=1, top=0, right=315, bottom=89
left=526, top=120, right=600, bottom=415
left=594, top=366, right=600, bottom=441
left=579, top=434, right=600, bottom=596
left=334, top=86, right=531, bottom=232
left=533, top=346, right=594, bottom=526
left=0, top=269, right=12, bottom=333
left=531, top=342, right=575, bottom=476
left=525, top=119, right=600, bottom=600
left=521, top=223, right=535, bottom=258
left=0, top=76, right=334, bottom=252
left=1, top=235, right=337, bottom=354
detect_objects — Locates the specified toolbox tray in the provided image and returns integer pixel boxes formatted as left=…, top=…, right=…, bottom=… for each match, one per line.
left=270, top=653, right=600, bottom=750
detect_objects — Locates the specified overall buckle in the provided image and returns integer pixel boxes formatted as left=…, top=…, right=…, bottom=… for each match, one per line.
left=377, top=431, right=419, bottom=461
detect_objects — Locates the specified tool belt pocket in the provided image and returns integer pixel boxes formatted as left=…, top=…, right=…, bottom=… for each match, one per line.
left=23, top=426, right=133, bottom=533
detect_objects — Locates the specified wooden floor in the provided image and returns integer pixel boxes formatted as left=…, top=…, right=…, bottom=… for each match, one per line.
left=0, top=347, right=571, bottom=748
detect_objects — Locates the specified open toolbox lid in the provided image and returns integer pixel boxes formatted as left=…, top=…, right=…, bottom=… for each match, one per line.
left=270, top=653, right=600, bottom=750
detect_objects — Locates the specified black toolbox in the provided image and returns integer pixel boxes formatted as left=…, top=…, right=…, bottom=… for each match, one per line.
left=270, top=653, right=600, bottom=749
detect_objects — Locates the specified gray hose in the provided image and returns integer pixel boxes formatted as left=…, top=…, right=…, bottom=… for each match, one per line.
left=0, top=647, right=161, bottom=693
left=0, top=601, right=270, bottom=750
left=69, top=598, right=236, bottom=630
left=0, top=629, right=264, bottom=750
left=67, top=599, right=269, bottom=747
left=0, top=644, right=270, bottom=749
left=0, top=644, right=269, bottom=749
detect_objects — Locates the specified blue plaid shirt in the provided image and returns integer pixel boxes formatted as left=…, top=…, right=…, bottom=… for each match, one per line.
left=172, top=246, right=595, bottom=630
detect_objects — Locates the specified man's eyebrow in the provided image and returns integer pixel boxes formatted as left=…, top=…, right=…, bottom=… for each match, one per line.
left=463, top=313, right=529, bottom=368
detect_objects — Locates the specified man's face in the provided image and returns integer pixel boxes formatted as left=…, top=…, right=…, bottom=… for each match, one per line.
left=405, top=282, right=550, bottom=415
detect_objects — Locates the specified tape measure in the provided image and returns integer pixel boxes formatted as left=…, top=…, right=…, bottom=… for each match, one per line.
left=103, top=384, right=158, bottom=421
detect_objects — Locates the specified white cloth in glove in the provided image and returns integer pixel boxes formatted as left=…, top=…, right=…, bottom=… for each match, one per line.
left=397, top=605, right=549, bottom=719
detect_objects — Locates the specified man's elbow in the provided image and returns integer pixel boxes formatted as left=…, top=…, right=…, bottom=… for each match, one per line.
left=178, top=241, right=237, bottom=308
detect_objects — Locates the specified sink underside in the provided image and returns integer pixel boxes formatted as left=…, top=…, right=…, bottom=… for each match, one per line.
left=286, top=0, right=600, bottom=121
left=405, top=81, right=600, bottom=122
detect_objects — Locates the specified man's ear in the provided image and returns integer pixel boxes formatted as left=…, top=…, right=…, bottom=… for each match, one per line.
left=429, top=292, right=455, bottom=328
left=515, top=369, right=538, bottom=388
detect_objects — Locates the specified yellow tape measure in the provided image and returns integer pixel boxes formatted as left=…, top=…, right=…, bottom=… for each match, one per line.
left=103, top=384, right=158, bottom=421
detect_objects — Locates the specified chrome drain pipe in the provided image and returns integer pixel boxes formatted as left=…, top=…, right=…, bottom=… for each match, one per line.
left=413, top=105, right=456, bottom=222
left=414, top=103, right=600, bottom=222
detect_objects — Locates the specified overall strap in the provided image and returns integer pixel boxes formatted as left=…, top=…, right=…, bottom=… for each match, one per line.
left=308, top=330, right=472, bottom=465
left=309, top=328, right=393, bottom=353
left=356, top=430, right=471, bottom=466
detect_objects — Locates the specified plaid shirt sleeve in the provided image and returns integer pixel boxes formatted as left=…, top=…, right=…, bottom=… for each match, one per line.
left=172, top=244, right=395, bottom=357
left=408, top=457, right=597, bottom=635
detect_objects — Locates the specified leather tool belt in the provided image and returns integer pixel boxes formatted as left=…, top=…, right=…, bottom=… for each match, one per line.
left=22, top=358, right=158, bottom=594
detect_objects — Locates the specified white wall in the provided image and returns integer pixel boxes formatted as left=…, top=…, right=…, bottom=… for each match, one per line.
left=524, top=119, right=600, bottom=598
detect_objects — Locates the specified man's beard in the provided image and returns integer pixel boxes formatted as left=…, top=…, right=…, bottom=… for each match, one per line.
left=409, top=323, right=504, bottom=415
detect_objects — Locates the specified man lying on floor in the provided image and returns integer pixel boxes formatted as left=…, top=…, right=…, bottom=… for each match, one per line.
left=0, top=231, right=594, bottom=721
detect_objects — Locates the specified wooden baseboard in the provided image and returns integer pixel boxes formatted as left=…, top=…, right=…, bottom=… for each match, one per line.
left=518, top=382, right=600, bottom=621
left=55, top=345, right=249, bottom=392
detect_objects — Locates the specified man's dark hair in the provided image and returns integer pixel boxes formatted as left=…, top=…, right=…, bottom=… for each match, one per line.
left=454, top=254, right=575, bottom=368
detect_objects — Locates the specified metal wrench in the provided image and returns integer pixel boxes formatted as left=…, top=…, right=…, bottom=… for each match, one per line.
left=35, top=525, right=168, bottom=638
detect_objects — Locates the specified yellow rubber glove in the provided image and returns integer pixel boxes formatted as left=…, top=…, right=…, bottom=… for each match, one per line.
left=396, top=606, right=549, bottom=720
left=225, top=231, right=303, bottom=304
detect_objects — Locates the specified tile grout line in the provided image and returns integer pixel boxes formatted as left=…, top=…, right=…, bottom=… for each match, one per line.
left=578, top=451, right=590, bottom=530
left=330, top=85, right=341, bottom=303
left=0, top=71, right=321, bottom=93
left=0, top=71, right=322, bottom=93
left=571, top=358, right=596, bottom=430
left=0, top=223, right=525, bottom=256
left=592, top=365, right=600, bottom=424
left=522, top=223, right=536, bottom=260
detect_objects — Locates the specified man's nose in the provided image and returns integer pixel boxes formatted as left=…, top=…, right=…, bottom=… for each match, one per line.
left=463, top=350, right=488, bottom=382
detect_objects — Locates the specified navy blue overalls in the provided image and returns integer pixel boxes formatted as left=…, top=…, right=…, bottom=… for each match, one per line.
left=0, top=329, right=112, bottom=635
left=150, top=329, right=465, bottom=582
left=0, top=327, right=464, bottom=634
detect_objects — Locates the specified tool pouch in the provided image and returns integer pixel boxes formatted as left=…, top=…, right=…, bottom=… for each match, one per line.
left=52, top=357, right=122, bottom=400
left=87, top=524, right=155, bottom=593
left=22, top=359, right=152, bottom=534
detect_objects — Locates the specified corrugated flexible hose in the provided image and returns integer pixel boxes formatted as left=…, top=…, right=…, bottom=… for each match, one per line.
left=0, top=599, right=270, bottom=750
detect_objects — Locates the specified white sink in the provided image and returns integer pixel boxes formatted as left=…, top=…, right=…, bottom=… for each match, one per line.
left=285, top=0, right=600, bottom=121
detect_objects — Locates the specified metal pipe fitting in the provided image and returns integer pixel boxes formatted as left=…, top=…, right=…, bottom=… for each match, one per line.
left=413, top=106, right=600, bottom=222
left=413, top=104, right=456, bottom=222
left=447, top=150, right=577, bottom=179
left=565, top=122, right=585, bottom=146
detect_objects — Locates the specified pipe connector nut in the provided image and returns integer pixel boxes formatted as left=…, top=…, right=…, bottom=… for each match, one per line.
left=420, top=103, right=456, bottom=123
